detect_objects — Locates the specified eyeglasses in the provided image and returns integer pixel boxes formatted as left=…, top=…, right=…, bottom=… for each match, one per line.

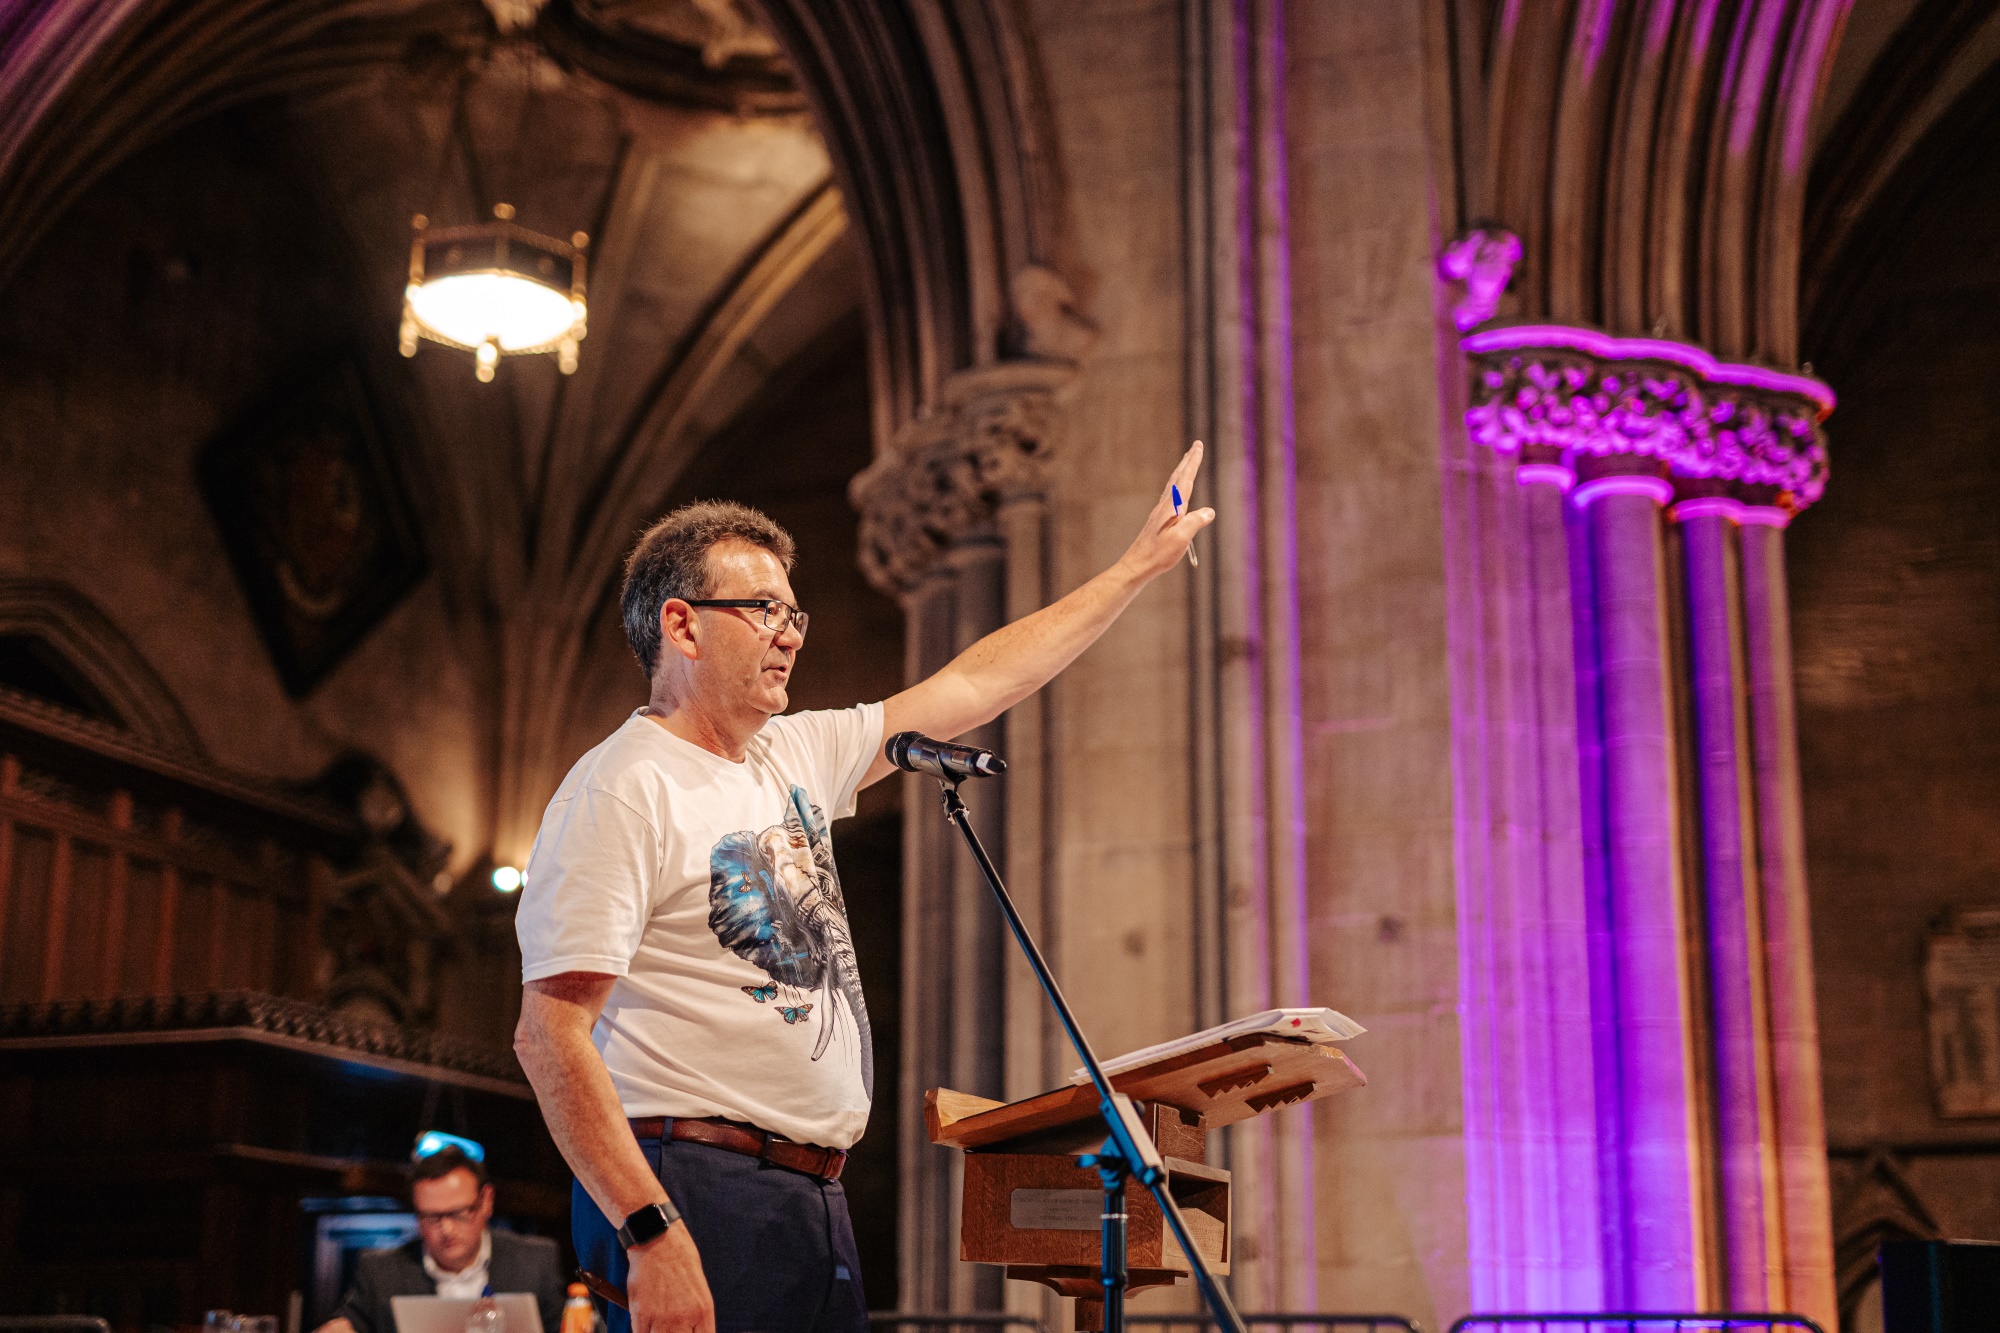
left=685, top=598, right=808, bottom=638
left=414, top=1201, right=483, bottom=1229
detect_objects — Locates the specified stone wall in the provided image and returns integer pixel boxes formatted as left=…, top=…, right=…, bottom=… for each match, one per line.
left=1794, top=85, right=2000, bottom=1315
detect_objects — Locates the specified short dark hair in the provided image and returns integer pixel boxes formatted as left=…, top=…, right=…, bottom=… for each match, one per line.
left=411, top=1144, right=489, bottom=1190
left=621, top=501, right=797, bottom=677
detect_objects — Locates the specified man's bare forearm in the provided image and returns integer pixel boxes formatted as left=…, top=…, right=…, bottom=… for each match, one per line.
left=514, top=983, right=668, bottom=1225
left=865, top=442, right=1213, bottom=787
left=931, top=560, right=1145, bottom=723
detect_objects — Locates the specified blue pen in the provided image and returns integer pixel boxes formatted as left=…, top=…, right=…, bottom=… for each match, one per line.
left=1171, top=483, right=1200, bottom=567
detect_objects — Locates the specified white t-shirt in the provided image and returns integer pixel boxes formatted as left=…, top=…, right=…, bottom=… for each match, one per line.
left=517, top=703, right=884, bottom=1149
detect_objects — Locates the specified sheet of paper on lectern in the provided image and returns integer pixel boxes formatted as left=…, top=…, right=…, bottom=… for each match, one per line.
left=1068, top=1007, right=1366, bottom=1085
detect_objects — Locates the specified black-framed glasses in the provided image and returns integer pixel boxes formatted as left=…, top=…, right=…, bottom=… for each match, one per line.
left=414, top=1201, right=484, bottom=1228
left=685, top=598, right=808, bottom=638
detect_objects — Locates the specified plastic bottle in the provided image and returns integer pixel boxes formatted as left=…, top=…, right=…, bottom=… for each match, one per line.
left=560, top=1283, right=594, bottom=1333
left=464, top=1297, right=504, bottom=1333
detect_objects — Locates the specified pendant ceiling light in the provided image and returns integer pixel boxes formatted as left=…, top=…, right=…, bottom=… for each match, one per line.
left=401, top=203, right=588, bottom=381
left=399, top=37, right=589, bottom=383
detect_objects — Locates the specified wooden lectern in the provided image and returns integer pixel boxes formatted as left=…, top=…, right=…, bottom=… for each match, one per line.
left=926, top=1029, right=1366, bottom=1330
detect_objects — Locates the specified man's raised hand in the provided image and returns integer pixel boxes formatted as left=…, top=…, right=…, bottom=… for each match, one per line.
left=1117, top=441, right=1216, bottom=582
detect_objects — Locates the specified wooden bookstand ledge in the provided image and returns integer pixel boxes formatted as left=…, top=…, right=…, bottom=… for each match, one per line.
left=927, top=1030, right=1366, bottom=1329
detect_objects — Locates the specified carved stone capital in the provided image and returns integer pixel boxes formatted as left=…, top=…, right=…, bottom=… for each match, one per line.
left=1462, top=325, right=1833, bottom=510
left=851, top=361, right=1075, bottom=597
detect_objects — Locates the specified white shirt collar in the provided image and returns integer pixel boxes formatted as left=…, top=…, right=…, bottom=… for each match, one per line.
left=422, top=1229, right=492, bottom=1298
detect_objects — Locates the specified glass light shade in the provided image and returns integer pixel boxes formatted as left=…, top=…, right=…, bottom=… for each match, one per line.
left=407, top=273, right=580, bottom=352
left=400, top=207, right=589, bottom=380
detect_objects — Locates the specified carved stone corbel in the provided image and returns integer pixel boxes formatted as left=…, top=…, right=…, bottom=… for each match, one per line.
left=1439, top=226, right=1522, bottom=331
left=851, top=360, right=1076, bottom=598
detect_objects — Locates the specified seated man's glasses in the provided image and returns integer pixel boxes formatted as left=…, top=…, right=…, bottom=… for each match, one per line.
left=414, top=1202, right=483, bottom=1229
left=685, top=598, right=808, bottom=638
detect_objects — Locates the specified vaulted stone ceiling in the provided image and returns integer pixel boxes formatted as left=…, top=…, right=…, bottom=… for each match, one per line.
left=1803, top=0, right=2000, bottom=352
left=0, top=0, right=867, bottom=862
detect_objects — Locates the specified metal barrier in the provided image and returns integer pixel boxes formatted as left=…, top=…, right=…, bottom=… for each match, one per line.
left=1447, top=1316, right=1825, bottom=1333
left=867, top=1316, right=1047, bottom=1333
left=1126, top=1318, right=1422, bottom=1332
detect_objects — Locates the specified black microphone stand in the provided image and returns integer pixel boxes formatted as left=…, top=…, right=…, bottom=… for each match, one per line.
left=931, top=777, right=1249, bottom=1333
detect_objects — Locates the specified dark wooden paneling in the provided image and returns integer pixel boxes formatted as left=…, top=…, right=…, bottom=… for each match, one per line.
left=119, top=860, right=164, bottom=994
left=4, top=829, right=53, bottom=1001
left=169, top=875, right=213, bottom=994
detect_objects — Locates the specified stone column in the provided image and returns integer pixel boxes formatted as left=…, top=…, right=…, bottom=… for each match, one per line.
left=1523, top=458, right=1604, bottom=1308
left=1573, top=468, right=1709, bottom=1308
left=1460, top=325, right=1836, bottom=1313
left=1452, top=446, right=1607, bottom=1312
left=897, top=555, right=963, bottom=1310
left=1674, top=496, right=1785, bottom=1310
left=850, top=359, right=1073, bottom=1314
left=1182, top=0, right=1317, bottom=1304
left=1739, top=509, right=1838, bottom=1328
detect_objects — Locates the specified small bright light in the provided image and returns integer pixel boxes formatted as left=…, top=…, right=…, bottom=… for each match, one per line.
left=492, top=865, right=522, bottom=893
left=413, top=1130, right=486, bottom=1163
left=408, top=273, right=579, bottom=352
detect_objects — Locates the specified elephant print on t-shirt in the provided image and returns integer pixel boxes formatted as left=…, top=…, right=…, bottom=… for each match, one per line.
left=707, top=786, right=874, bottom=1099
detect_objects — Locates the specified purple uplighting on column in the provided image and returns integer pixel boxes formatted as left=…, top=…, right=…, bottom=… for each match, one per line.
left=1461, top=325, right=1835, bottom=413
left=1573, top=475, right=1674, bottom=508
left=1738, top=523, right=1840, bottom=1322
left=1463, top=328, right=1832, bottom=510
left=1669, top=497, right=1745, bottom=524
left=1454, top=321, right=1837, bottom=1311
left=1517, top=461, right=1576, bottom=490
left=1575, top=480, right=1706, bottom=1308
left=1452, top=452, right=1606, bottom=1311
left=1738, top=505, right=1791, bottom=528
left=1677, top=505, right=1784, bottom=1309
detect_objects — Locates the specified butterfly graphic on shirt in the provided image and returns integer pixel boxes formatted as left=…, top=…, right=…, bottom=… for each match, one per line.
left=708, top=786, right=874, bottom=1098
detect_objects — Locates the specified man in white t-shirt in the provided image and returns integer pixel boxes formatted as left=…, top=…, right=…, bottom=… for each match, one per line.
left=512, top=445, right=1214, bottom=1333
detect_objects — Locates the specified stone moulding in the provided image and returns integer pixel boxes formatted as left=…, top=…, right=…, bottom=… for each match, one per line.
left=1461, top=324, right=1835, bottom=511
left=851, top=359, right=1076, bottom=598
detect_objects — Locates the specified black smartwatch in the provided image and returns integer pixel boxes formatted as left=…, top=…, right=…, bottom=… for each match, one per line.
left=616, top=1199, right=681, bottom=1249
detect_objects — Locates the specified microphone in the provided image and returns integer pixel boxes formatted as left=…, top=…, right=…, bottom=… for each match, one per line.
left=885, top=731, right=1007, bottom=781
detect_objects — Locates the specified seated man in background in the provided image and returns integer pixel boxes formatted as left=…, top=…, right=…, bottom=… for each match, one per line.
left=316, top=1136, right=566, bottom=1333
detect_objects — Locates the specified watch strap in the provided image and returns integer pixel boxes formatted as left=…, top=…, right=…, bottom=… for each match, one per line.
left=615, top=1199, right=681, bottom=1250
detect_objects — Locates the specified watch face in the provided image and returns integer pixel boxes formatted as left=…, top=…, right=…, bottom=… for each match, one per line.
left=620, top=1203, right=671, bottom=1248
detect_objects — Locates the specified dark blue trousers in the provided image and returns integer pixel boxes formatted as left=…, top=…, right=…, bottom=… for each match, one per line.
left=574, top=1132, right=868, bottom=1333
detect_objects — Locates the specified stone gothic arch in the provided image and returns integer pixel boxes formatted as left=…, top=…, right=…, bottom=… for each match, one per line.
left=0, top=578, right=204, bottom=755
left=1451, top=0, right=1847, bottom=363
left=0, top=0, right=1080, bottom=1314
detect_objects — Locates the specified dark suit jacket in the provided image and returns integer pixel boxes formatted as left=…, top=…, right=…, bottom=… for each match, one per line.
left=335, top=1231, right=565, bottom=1333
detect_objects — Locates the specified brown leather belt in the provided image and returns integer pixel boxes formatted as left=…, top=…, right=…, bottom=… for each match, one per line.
left=629, top=1115, right=846, bottom=1184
